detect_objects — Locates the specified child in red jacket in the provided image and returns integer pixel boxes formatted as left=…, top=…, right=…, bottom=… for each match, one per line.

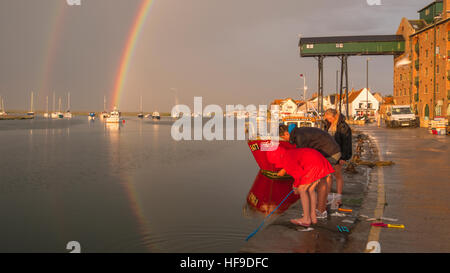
left=268, top=146, right=335, bottom=227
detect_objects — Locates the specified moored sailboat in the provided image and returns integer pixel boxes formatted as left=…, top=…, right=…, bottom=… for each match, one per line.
left=64, top=92, right=73, bottom=119
left=137, top=95, right=144, bottom=118
left=105, top=106, right=121, bottom=123
left=151, top=111, right=160, bottom=120
left=26, top=92, right=35, bottom=117
left=0, top=97, right=6, bottom=116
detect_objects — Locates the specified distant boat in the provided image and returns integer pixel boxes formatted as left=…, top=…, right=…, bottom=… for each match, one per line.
left=144, top=113, right=151, bottom=118
left=137, top=95, right=144, bottom=118
left=106, top=106, right=121, bottom=123
left=172, top=111, right=182, bottom=119
left=0, top=97, right=6, bottom=116
left=56, top=97, right=64, bottom=119
left=43, top=96, right=49, bottom=118
left=88, top=112, right=96, bottom=121
left=64, top=92, right=73, bottom=119
left=151, top=111, right=160, bottom=120
left=51, top=92, right=60, bottom=119
left=27, top=92, right=35, bottom=117
left=100, top=95, right=108, bottom=119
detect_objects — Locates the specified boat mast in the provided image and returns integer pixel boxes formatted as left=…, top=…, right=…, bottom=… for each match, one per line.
left=53, top=92, right=56, bottom=112
left=67, top=92, right=71, bottom=111
left=46, top=96, right=49, bottom=113
left=103, top=95, right=106, bottom=112
left=30, top=91, right=34, bottom=113
left=58, top=97, right=61, bottom=112
left=140, top=95, right=143, bottom=112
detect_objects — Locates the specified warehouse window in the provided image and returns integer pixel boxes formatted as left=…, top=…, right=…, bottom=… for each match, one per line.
left=436, top=104, right=442, bottom=116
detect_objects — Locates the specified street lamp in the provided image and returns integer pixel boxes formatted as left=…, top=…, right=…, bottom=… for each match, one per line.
left=300, top=74, right=308, bottom=114
left=366, top=58, right=370, bottom=117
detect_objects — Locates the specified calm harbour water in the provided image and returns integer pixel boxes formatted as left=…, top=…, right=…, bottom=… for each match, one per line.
left=0, top=116, right=270, bottom=253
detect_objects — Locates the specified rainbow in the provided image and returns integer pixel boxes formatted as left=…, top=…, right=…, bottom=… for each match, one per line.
left=111, top=0, right=155, bottom=109
left=39, top=2, right=67, bottom=105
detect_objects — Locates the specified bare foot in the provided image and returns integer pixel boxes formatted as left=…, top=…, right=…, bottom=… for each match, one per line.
left=290, top=218, right=311, bottom=227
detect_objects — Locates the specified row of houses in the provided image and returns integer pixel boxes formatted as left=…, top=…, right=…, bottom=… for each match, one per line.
left=271, top=88, right=382, bottom=119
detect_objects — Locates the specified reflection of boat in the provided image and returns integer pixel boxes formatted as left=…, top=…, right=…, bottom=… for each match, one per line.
left=246, top=171, right=299, bottom=215
left=105, top=122, right=120, bottom=131
left=106, top=106, right=121, bottom=123
left=152, top=111, right=160, bottom=120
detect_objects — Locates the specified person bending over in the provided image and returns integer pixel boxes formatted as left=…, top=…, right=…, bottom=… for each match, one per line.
left=279, top=125, right=341, bottom=217
left=269, top=146, right=335, bottom=227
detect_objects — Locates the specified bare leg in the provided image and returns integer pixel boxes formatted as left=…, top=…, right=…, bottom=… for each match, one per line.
left=335, top=164, right=343, bottom=206
left=326, top=174, right=333, bottom=194
left=335, top=164, right=343, bottom=195
left=295, top=184, right=311, bottom=225
left=308, top=181, right=319, bottom=224
left=317, top=178, right=328, bottom=213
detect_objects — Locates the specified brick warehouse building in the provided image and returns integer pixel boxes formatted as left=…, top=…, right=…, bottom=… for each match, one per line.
left=394, top=0, right=450, bottom=125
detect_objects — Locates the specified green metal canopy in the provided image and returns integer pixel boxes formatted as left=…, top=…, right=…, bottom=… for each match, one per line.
left=299, top=35, right=405, bottom=57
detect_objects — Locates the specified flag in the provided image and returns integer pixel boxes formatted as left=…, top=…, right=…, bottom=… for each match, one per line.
left=299, top=74, right=303, bottom=78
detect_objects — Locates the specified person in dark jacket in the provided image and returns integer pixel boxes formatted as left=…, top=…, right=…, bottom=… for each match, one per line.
left=279, top=125, right=341, bottom=217
left=323, top=109, right=353, bottom=206
left=280, top=126, right=341, bottom=161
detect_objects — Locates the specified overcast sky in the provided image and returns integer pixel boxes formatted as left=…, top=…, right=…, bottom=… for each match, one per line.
left=0, top=0, right=430, bottom=112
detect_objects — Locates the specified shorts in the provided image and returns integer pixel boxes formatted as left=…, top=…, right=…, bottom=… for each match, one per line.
left=326, top=152, right=342, bottom=165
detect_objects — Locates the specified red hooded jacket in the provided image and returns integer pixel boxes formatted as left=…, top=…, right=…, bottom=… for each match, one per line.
left=268, top=147, right=335, bottom=187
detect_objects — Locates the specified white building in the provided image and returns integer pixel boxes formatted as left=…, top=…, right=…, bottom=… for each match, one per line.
left=297, top=95, right=334, bottom=113
left=339, top=88, right=380, bottom=118
left=271, top=98, right=304, bottom=117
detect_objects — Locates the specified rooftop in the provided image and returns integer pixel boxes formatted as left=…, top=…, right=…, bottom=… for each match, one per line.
left=418, top=0, right=443, bottom=13
left=299, top=35, right=404, bottom=45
